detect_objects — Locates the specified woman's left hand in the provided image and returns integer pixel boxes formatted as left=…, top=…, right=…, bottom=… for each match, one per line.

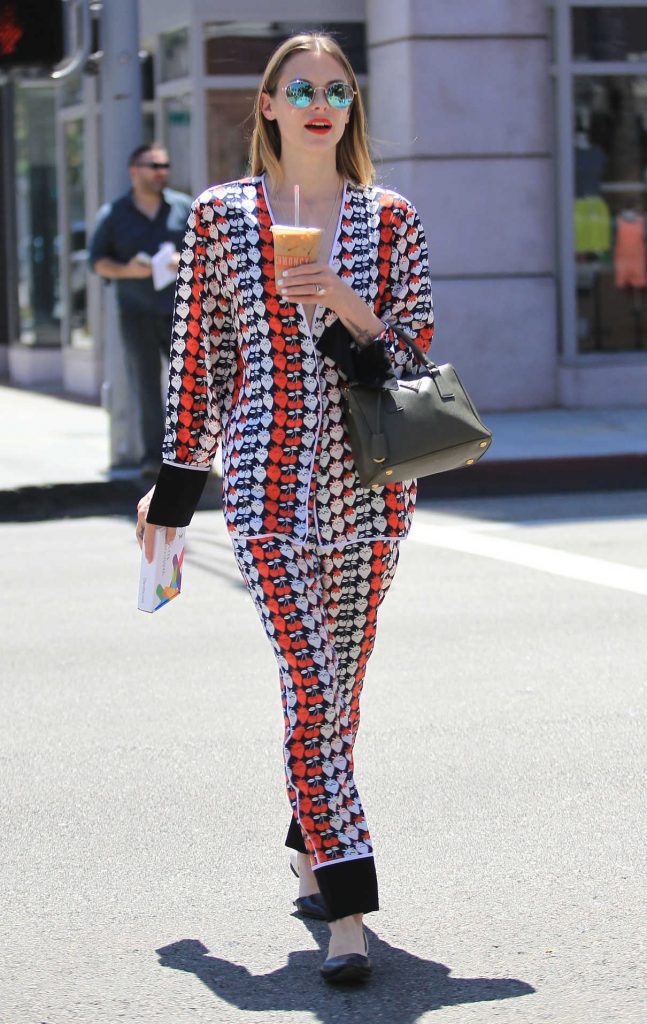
left=136, top=486, right=176, bottom=564
left=276, top=262, right=355, bottom=316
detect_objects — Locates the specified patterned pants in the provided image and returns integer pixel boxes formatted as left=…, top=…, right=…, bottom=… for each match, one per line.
left=231, top=535, right=400, bottom=920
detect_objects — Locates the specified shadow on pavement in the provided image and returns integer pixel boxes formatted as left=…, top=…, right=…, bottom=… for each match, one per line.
left=416, top=453, right=647, bottom=500
left=156, top=922, right=535, bottom=1021
left=0, top=476, right=221, bottom=523
left=419, top=486, right=647, bottom=527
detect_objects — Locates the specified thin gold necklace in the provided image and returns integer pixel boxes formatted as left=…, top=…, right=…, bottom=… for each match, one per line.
left=269, top=179, right=343, bottom=237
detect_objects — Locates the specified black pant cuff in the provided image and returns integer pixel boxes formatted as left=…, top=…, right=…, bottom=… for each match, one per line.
left=313, top=857, right=379, bottom=921
left=285, top=816, right=307, bottom=853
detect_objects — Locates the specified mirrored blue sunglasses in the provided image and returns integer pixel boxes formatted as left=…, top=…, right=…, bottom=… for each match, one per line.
left=283, top=79, right=355, bottom=110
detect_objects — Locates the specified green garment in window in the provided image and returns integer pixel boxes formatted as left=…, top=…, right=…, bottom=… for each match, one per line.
left=575, top=196, right=612, bottom=254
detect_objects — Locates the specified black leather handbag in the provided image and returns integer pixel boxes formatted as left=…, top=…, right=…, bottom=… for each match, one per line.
left=342, top=325, right=493, bottom=487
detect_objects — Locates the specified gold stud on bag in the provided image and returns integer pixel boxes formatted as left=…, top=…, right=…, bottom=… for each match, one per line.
left=342, top=325, right=493, bottom=488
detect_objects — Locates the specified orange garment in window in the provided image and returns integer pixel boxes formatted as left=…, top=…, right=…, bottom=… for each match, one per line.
left=614, top=216, right=647, bottom=288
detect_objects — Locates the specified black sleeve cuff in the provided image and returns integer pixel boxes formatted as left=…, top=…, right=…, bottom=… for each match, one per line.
left=317, top=319, right=394, bottom=387
left=351, top=337, right=394, bottom=388
left=316, top=319, right=356, bottom=379
left=146, top=462, right=210, bottom=527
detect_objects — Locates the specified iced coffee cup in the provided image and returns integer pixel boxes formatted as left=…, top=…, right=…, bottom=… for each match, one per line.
left=271, top=225, right=321, bottom=280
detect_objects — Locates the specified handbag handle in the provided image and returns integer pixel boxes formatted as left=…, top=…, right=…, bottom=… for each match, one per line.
left=388, top=323, right=455, bottom=401
left=388, top=323, right=436, bottom=371
left=361, top=323, right=455, bottom=463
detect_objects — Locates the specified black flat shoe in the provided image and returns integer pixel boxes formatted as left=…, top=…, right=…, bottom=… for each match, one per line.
left=320, top=952, right=372, bottom=984
left=320, top=931, right=372, bottom=984
left=290, top=853, right=328, bottom=920
left=293, top=893, right=329, bottom=920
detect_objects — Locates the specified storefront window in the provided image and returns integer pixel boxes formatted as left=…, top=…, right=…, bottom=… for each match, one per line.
left=63, top=119, right=88, bottom=346
left=204, top=22, right=366, bottom=75
left=574, top=75, right=647, bottom=351
left=572, top=7, right=647, bottom=62
left=14, top=86, right=59, bottom=346
left=163, top=98, right=192, bottom=194
left=206, top=90, right=255, bottom=183
left=160, top=27, right=190, bottom=82
left=59, top=74, right=83, bottom=108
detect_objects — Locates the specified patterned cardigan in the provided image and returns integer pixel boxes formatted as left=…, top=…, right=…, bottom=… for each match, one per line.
left=147, top=175, right=434, bottom=547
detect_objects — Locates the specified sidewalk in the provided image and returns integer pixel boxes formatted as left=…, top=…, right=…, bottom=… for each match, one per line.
left=1, top=383, right=646, bottom=519
left=420, top=404, right=647, bottom=499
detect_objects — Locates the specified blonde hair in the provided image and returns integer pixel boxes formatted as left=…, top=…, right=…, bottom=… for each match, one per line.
left=249, top=33, right=374, bottom=188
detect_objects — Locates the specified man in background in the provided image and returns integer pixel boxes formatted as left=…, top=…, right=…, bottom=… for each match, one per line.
left=89, top=143, right=192, bottom=475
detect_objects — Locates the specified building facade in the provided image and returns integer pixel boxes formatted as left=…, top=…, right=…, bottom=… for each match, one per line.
left=2, top=0, right=647, bottom=411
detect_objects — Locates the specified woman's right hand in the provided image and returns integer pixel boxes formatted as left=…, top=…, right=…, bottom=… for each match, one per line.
left=136, top=487, right=177, bottom=564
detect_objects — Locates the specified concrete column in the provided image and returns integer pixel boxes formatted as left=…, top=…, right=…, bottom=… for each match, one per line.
left=366, top=0, right=557, bottom=411
left=100, top=0, right=143, bottom=466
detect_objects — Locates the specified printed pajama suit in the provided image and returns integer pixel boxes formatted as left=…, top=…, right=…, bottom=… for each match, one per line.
left=232, top=535, right=399, bottom=919
left=147, top=175, right=434, bottom=919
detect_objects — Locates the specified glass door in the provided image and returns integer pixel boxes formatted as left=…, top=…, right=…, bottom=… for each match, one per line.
left=14, top=85, right=59, bottom=345
left=206, top=89, right=255, bottom=182
left=63, top=117, right=89, bottom=346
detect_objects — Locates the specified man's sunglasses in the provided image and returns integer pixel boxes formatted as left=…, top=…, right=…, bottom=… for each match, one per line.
left=282, top=79, right=355, bottom=110
left=137, top=161, right=170, bottom=170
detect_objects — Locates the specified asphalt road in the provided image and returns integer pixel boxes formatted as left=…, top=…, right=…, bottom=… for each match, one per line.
left=1, top=491, right=646, bottom=1024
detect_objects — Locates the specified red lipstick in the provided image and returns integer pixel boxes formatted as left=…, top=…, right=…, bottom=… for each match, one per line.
left=305, top=119, right=332, bottom=134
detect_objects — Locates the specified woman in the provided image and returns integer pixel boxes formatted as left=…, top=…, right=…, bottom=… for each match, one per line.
left=136, top=32, right=434, bottom=983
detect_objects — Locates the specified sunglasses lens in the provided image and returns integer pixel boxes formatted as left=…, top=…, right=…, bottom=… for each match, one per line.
left=285, top=80, right=314, bottom=107
left=327, top=82, right=354, bottom=109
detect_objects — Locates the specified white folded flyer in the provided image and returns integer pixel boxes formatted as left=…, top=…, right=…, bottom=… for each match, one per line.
left=151, top=242, right=178, bottom=291
left=138, top=526, right=186, bottom=613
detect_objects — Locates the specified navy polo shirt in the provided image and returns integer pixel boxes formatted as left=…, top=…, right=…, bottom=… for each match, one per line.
left=89, top=187, right=193, bottom=315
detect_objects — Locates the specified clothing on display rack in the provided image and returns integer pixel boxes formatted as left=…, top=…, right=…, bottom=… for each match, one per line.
left=614, top=212, right=647, bottom=289
left=575, top=196, right=612, bottom=255
left=575, top=136, right=608, bottom=198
